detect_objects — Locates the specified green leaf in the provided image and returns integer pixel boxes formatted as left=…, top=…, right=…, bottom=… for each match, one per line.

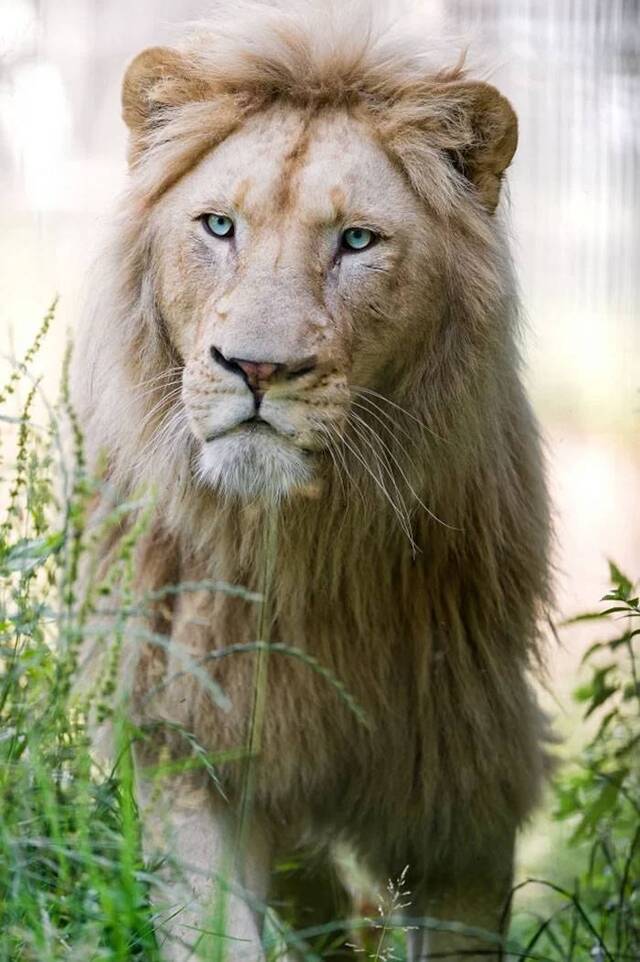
left=2, top=533, right=64, bottom=573
left=584, top=685, right=617, bottom=718
left=573, top=769, right=628, bottom=839
left=607, top=561, right=634, bottom=599
left=553, top=782, right=583, bottom=820
left=608, top=633, right=638, bottom=651
left=564, top=612, right=609, bottom=625
left=623, top=681, right=640, bottom=701
left=593, top=709, right=618, bottom=742
left=581, top=641, right=605, bottom=664
left=614, top=733, right=640, bottom=759
left=575, top=665, right=618, bottom=718
left=575, top=683, right=593, bottom=703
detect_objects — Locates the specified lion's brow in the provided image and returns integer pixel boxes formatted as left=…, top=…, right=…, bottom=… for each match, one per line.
left=273, top=116, right=314, bottom=215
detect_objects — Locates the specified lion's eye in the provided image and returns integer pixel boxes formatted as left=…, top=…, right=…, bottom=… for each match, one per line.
left=203, top=214, right=234, bottom=239
left=341, top=227, right=376, bottom=252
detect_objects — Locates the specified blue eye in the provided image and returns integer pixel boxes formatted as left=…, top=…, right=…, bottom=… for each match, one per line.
left=342, top=227, right=376, bottom=252
left=203, top=214, right=234, bottom=238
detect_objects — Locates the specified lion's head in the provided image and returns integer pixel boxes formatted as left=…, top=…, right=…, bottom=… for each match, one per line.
left=75, top=2, right=521, bottom=522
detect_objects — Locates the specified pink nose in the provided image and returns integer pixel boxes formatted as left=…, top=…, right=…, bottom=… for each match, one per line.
left=233, top=359, right=280, bottom=391
left=210, top=346, right=318, bottom=400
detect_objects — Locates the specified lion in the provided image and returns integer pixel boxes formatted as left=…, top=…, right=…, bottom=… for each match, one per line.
left=72, top=3, right=552, bottom=960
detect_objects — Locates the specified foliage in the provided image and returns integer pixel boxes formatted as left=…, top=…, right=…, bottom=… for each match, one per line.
left=0, top=305, right=160, bottom=961
left=510, top=563, right=640, bottom=961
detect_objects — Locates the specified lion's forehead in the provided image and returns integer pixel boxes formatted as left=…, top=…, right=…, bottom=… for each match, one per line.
left=177, top=105, right=412, bottom=230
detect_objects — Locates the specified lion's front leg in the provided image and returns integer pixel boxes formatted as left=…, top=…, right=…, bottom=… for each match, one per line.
left=403, top=830, right=515, bottom=962
left=136, top=767, right=272, bottom=962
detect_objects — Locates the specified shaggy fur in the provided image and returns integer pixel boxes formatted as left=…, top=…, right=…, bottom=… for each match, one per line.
left=73, top=3, right=552, bottom=959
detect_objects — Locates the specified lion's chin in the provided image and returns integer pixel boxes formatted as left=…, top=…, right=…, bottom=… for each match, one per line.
left=198, top=429, right=314, bottom=501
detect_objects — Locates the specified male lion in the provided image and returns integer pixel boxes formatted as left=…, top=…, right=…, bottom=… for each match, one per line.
left=73, top=3, right=551, bottom=960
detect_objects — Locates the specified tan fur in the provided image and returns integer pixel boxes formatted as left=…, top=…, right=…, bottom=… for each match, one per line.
left=73, top=3, right=551, bottom=959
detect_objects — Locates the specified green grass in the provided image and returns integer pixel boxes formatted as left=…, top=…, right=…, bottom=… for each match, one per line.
left=0, top=307, right=638, bottom=961
left=0, top=306, right=160, bottom=961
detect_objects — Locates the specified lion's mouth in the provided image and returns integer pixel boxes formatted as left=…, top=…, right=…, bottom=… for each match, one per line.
left=205, top=414, right=280, bottom=444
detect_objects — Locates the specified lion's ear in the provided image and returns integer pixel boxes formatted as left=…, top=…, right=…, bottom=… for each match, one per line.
left=122, top=46, right=196, bottom=149
left=432, top=81, right=518, bottom=213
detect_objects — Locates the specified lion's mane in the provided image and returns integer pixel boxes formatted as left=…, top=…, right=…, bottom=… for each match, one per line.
left=73, top=0, right=552, bottom=867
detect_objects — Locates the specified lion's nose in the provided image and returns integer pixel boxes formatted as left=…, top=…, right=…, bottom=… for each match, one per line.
left=210, top=346, right=317, bottom=401
left=233, top=358, right=280, bottom=390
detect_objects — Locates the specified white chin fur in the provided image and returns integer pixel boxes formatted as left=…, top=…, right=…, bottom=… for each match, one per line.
left=198, top=430, right=313, bottom=501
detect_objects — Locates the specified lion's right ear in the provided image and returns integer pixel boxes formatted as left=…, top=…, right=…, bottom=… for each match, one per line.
left=122, top=46, right=195, bottom=153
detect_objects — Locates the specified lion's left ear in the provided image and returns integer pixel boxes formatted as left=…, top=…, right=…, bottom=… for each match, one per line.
left=122, top=46, right=203, bottom=161
left=432, top=81, right=518, bottom=213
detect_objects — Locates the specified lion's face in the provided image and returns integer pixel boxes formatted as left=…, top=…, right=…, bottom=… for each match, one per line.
left=150, top=106, right=438, bottom=499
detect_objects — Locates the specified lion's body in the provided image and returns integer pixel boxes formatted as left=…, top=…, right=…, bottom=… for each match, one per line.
left=134, top=473, right=548, bottom=867
left=73, top=4, right=551, bottom=959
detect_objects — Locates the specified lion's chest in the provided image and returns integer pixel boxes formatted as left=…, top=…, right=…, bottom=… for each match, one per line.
left=137, top=583, right=422, bottom=819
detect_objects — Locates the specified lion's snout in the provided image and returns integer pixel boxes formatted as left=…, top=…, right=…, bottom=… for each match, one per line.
left=209, top=344, right=319, bottom=405
left=181, top=340, right=351, bottom=498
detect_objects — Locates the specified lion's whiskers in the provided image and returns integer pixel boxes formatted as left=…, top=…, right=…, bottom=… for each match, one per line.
left=130, top=379, right=184, bottom=408
left=350, top=406, right=422, bottom=508
left=349, top=407, right=458, bottom=533
left=346, top=415, right=417, bottom=549
left=132, top=402, right=189, bottom=477
left=132, top=366, right=184, bottom=393
left=316, top=422, right=358, bottom=504
left=350, top=399, right=422, bottom=470
left=138, top=386, right=185, bottom=429
left=350, top=396, right=420, bottom=449
left=348, top=411, right=414, bottom=511
left=313, top=423, right=347, bottom=499
left=128, top=374, right=184, bottom=408
left=352, top=385, right=447, bottom=444
left=332, top=418, right=417, bottom=548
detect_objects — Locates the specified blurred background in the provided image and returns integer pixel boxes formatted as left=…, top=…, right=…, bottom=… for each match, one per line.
left=0, top=0, right=638, bottom=894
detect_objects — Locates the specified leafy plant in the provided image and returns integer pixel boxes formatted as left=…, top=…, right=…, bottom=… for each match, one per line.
left=509, top=564, right=640, bottom=961
left=554, top=563, right=639, bottom=958
left=0, top=306, right=160, bottom=961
